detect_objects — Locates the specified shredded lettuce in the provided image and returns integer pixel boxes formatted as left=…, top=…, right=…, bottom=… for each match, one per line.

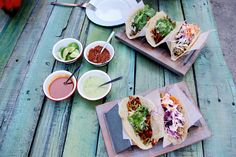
left=133, top=5, right=155, bottom=31
left=128, top=105, right=149, bottom=132
left=155, top=17, right=176, bottom=37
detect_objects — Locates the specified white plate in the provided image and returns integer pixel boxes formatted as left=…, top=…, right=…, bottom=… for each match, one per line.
left=86, top=0, right=144, bottom=27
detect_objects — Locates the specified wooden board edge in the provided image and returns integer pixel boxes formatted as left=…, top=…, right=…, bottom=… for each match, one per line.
left=115, top=30, right=207, bottom=76
left=95, top=81, right=212, bottom=157
left=115, top=32, right=184, bottom=76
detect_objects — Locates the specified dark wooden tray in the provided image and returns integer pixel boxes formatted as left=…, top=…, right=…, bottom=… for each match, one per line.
left=115, top=30, right=205, bottom=76
left=96, top=82, right=211, bottom=157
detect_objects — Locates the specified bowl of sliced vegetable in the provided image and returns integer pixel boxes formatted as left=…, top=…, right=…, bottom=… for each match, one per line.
left=52, top=38, right=83, bottom=64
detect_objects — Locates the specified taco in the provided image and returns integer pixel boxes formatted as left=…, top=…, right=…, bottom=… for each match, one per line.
left=126, top=5, right=155, bottom=39
left=169, top=22, right=200, bottom=61
left=119, top=96, right=161, bottom=150
left=146, top=11, right=176, bottom=47
left=160, top=93, right=189, bottom=145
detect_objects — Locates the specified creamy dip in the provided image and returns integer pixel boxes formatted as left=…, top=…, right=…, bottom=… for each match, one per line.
left=83, top=76, right=109, bottom=99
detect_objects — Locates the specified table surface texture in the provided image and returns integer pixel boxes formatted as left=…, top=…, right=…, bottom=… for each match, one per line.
left=0, top=0, right=235, bottom=157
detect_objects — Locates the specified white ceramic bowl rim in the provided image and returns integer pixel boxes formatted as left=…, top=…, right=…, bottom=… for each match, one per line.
left=77, top=70, right=112, bottom=101
left=43, top=70, right=77, bottom=101
left=52, top=38, right=83, bottom=63
left=84, top=41, right=114, bottom=66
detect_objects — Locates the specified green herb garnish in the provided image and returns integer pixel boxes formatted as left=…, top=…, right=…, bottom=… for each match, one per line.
left=128, top=105, right=149, bottom=132
left=156, top=17, right=176, bottom=37
left=132, top=5, right=155, bottom=32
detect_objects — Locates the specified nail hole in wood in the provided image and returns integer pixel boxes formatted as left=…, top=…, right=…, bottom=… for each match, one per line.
left=207, top=99, right=210, bottom=104
left=15, top=59, right=19, bottom=62
left=232, top=102, right=235, bottom=106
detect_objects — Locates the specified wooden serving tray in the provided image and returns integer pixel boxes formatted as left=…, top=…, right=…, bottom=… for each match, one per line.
left=115, top=30, right=205, bottom=76
left=96, top=82, right=211, bottom=157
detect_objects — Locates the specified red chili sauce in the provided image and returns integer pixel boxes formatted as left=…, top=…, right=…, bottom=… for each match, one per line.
left=49, top=77, right=74, bottom=99
left=87, top=45, right=110, bottom=63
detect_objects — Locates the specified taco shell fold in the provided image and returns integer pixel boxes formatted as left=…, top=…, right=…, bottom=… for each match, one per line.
left=125, top=7, right=149, bottom=39
left=162, top=95, right=189, bottom=145
left=146, top=11, right=178, bottom=47
left=167, top=23, right=201, bottom=61
left=119, top=96, right=162, bottom=150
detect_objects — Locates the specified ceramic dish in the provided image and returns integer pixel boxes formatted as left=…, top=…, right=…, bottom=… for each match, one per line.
left=77, top=70, right=111, bottom=101
left=43, top=70, right=77, bottom=101
left=52, top=38, right=83, bottom=64
left=84, top=41, right=115, bottom=67
left=86, top=0, right=144, bottom=27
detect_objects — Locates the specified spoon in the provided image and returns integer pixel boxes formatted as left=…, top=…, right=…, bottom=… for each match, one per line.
left=100, top=31, right=115, bottom=53
left=98, top=76, right=123, bottom=87
left=64, top=64, right=83, bottom=85
left=51, top=2, right=97, bottom=11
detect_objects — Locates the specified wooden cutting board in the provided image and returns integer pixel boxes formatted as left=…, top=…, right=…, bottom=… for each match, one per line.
left=115, top=30, right=205, bottom=76
left=96, top=82, right=211, bottom=157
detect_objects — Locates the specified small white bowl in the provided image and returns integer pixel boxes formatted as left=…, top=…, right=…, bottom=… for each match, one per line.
left=43, top=70, right=77, bottom=101
left=84, top=41, right=115, bottom=67
left=77, top=70, right=112, bottom=101
left=52, top=38, right=83, bottom=64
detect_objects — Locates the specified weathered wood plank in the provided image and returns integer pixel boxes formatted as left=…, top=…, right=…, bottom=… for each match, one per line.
left=135, top=0, right=164, bottom=94
left=182, top=0, right=236, bottom=156
left=158, top=0, right=204, bottom=157
left=0, top=0, right=38, bottom=76
left=62, top=23, right=112, bottom=157
left=0, top=10, right=10, bottom=33
left=0, top=0, right=77, bottom=156
left=29, top=1, right=87, bottom=156
left=0, top=0, right=55, bottom=141
left=96, top=26, right=136, bottom=157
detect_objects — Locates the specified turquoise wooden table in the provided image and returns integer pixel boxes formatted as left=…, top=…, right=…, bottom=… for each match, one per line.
left=0, top=0, right=236, bottom=156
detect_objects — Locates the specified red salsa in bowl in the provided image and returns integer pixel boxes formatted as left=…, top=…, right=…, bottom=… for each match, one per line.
left=87, top=45, right=110, bottom=63
left=84, top=41, right=115, bottom=67
left=43, top=70, right=76, bottom=101
left=49, top=77, right=74, bottom=99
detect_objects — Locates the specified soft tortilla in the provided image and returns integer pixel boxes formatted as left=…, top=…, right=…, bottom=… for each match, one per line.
left=162, top=95, right=189, bottom=145
left=125, top=7, right=149, bottom=39
left=119, top=96, right=162, bottom=150
left=146, top=11, right=176, bottom=47
left=168, top=23, right=201, bottom=61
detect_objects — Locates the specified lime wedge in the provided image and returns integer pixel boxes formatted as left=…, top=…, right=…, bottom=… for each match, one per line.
left=66, top=55, right=74, bottom=61
left=68, top=42, right=79, bottom=50
left=62, top=47, right=76, bottom=60
left=70, top=49, right=80, bottom=58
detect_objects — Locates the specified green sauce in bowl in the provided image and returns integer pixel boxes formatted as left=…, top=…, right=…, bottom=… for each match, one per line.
left=82, top=76, right=109, bottom=99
